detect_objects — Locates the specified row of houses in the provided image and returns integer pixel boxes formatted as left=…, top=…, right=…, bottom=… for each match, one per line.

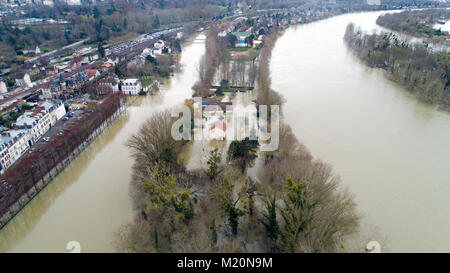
left=0, top=100, right=66, bottom=173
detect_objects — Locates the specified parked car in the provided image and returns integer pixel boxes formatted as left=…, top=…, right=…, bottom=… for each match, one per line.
left=43, top=137, right=50, bottom=142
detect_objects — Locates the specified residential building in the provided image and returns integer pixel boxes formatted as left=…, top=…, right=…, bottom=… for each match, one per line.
left=84, top=69, right=100, bottom=80
left=154, top=40, right=165, bottom=50
left=253, top=40, right=263, bottom=48
left=13, top=106, right=51, bottom=144
left=121, top=79, right=142, bottom=95
left=45, top=66, right=58, bottom=76
left=141, top=48, right=153, bottom=59
left=40, top=83, right=52, bottom=99
left=210, top=119, right=227, bottom=140
left=152, top=40, right=171, bottom=55
left=0, top=129, right=31, bottom=173
left=203, top=104, right=225, bottom=121
left=5, top=129, right=30, bottom=163
left=23, top=45, right=41, bottom=55
left=0, top=81, right=7, bottom=94
left=14, top=73, right=32, bottom=88
left=68, top=58, right=82, bottom=70
left=42, top=100, right=66, bottom=126
left=105, top=55, right=120, bottom=66
left=231, top=32, right=252, bottom=47
left=0, top=138, right=13, bottom=172
left=22, top=62, right=40, bottom=76
left=98, top=76, right=120, bottom=92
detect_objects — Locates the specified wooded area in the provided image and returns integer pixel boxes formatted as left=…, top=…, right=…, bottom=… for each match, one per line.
left=345, top=23, right=450, bottom=107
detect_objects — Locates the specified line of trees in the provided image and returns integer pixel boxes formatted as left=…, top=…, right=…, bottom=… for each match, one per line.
left=344, top=23, right=450, bottom=107
left=376, top=9, right=450, bottom=39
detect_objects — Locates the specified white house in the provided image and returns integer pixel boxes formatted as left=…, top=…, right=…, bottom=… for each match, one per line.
left=210, top=120, right=227, bottom=140
left=42, top=100, right=66, bottom=126
left=0, top=129, right=31, bottom=173
left=121, top=79, right=142, bottom=95
left=5, top=129, right=30, bottom=163
left=40, top=83, right=52, bottom=99
left=203, top=104, right=225, bottom=121
left=141, top=48, right=154, bottom=58
left=154, top=40, right=165, bottom=50
left=0, top=138, right=13, bottom=172
left=218, top=30, right=227, bottom=37
left=105, top=55, right=120, bottom=66
left=0, top=81, right=7, bottom=94
left=15, top=73, right=32, bottom=88
left=152, top=40, right=171, bottom=55
left=84, top=69, right=100, bottom=81
left=23, top=45, right=41, bottom=55
left=13, top=106, right=51, bottom=144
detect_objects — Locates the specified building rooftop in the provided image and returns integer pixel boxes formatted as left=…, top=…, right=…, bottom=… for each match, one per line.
left=122, top=79, right=139, bottom=84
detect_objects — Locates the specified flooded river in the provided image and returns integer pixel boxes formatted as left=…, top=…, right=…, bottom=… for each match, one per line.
left=0, top=34, right=206, bottom=252
left=271, top=11, right=450, bottom=252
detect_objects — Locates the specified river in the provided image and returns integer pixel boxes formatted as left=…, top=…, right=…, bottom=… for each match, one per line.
left=0, top=34, right=206, bottom=252
left=270, top=11, right=450, bottom=252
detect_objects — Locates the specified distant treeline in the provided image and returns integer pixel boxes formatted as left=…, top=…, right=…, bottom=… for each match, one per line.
left=376, top=9, right=450, bottom=38
left=344, top=23, right=450, bottom=106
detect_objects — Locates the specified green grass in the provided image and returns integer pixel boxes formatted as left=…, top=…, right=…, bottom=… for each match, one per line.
left=40, top=46, right=55, bottom=52
left=227, top=47, right=250, bottom=52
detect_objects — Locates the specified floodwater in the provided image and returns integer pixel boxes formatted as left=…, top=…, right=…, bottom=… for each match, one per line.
left=0, top=34, right=206, bottom=252
left=270, top=11, right=450, bottom=252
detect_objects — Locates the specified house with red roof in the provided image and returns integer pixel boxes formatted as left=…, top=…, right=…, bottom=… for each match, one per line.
left=210, top=120, right=227, bottom=140
left=84, top=69, right=100, bottom=80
